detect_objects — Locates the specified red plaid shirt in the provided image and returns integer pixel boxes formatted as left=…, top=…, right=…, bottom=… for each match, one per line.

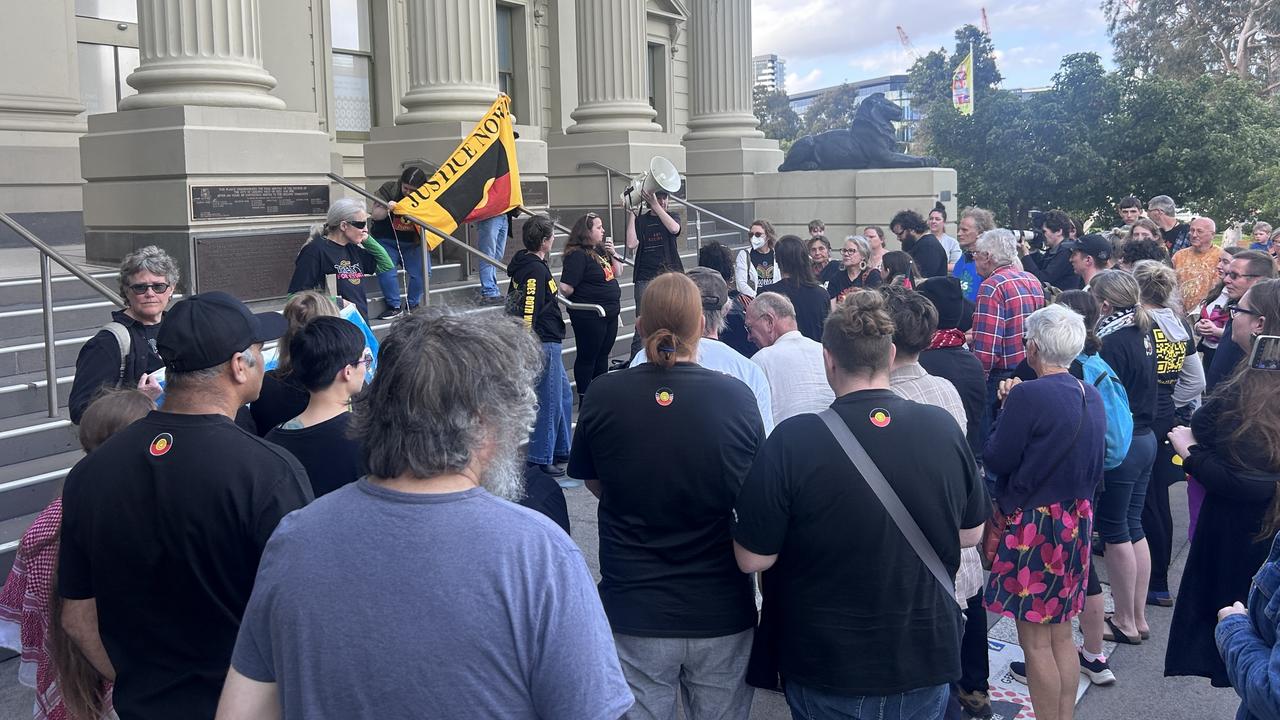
left=972, top=265, right=1044, bottom=373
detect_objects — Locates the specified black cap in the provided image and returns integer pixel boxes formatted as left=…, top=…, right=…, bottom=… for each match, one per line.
left=1061, top=233, right=1112, bottom=262
left=687, top=267, right=729, bottom=311
left=157, top=291, right=288, bottom=372
left=917, top=276, right=965, bottom=330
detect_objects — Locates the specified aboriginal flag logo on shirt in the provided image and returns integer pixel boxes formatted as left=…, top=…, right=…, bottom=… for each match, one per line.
left=869, top=408, right=891, bottom=428
left=655, top=388, right=675, bottom=407
left=149, top=432, right=174, bottom=457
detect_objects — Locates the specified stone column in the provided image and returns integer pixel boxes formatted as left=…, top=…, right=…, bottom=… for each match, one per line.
left=397, top=0, right=498, bottom=124
left=120, top=0, right=285, bottom=110
left=567, top=0, right=660, bottom=134
left=684, top=0, right=762, bottom=140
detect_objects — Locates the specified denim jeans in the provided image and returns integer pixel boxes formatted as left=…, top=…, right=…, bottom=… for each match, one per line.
left=476, top=214, right=509, bottom=298
left=527, top=342, right=572, bottom=466
left=376, top=240, right=428, bottom=309
left=613, top=629, right=754, bottom=720
left=785, top=681, right=948, bottom=720
left=1096, top=428, right=1156, bottom=544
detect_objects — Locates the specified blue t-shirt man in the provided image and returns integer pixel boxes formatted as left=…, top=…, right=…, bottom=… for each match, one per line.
left=952, top=252, right=981, bottom=303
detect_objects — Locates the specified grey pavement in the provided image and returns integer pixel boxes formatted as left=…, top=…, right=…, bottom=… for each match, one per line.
left=0, top=481, right=1241, bottom=719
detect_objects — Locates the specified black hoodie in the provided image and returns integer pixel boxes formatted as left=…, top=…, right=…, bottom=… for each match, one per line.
left=506, top=249, right=565, bottom=343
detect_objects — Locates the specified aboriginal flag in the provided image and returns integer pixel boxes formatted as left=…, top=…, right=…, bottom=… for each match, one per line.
left=393, top=95, right=523, bottom=250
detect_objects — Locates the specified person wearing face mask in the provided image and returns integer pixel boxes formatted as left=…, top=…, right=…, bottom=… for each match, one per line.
left=736, top=219, right=780, bottom=298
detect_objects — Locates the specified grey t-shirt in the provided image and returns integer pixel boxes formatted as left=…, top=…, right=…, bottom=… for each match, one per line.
left=231, top=479, right=633, bottom=720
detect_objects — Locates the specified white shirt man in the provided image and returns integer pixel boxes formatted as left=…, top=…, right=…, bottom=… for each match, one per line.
left=745, top=292, right=834, bottom=424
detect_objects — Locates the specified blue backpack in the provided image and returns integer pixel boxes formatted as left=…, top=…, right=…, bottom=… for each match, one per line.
left=1077, top=352, right=1133, bottom=470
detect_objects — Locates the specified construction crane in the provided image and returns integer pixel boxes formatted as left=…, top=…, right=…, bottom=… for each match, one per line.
left=896, top=25, right=918, bottom=60
left=981, top=7, right=991, bottom=36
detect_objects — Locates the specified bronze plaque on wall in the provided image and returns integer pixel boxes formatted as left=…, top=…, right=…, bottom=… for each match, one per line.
left=191, top=185, right=330, bottom=220
left=520, top=179, right=549, bottom=208
left=195, top=230, right=309, bottom=300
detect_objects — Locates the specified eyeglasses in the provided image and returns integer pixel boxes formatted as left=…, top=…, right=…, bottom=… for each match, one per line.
left=1226, top=271, right=1262, bottom=281
left=1227, top=303, right=1261, bottom=319
left=128, top=282, right=171, bottom=295
left=344, top=219, right=368, bottom=229
left=840, top=248, right=858, bottom=254
left=354, top=349, right=375, bottom=367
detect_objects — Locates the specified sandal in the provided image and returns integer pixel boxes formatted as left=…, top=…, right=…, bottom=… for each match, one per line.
left=1104, top=616, right=1143, bottom=645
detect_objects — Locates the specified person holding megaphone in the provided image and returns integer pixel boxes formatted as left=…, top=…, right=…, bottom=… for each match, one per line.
left=626, top=187, right=684, bottom=360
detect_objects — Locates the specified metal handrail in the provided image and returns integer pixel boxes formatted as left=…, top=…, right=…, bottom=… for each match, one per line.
left=575, top=160, right=753, bottom=249
left=328, top=173, right=605, bottom=318
left=513, top=206, right=634, bottom=267
left=0, top=213, right=126, bottom=418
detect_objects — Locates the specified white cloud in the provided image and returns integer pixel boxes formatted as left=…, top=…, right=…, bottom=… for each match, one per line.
left=785, top=69, right=825, bottom=92
left=752, top=0, right=1113, bottom=90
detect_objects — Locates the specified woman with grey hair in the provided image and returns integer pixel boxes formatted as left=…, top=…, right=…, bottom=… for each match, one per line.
left=984, top=303, right=1107, bottom=720
left=287, top=197, right=394, bottom=319
left=67, top=245, right=180, bottom=423
left=826, top=235, right=882, bottom=306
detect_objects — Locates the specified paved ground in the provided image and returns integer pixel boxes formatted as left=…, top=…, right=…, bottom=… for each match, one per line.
left=0, top=482, right=1241, bottom=718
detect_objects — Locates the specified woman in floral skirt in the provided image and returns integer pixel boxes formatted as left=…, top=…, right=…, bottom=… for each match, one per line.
left=983, top=304, right=1109, bottom=720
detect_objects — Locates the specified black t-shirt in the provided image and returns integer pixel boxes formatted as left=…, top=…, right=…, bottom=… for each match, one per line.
left=265, top=413, right=364, bottom=498
left=567, top=363, right=764, bottom=638
left=763, top=280, right=829, bottom=342
left=918, top=346, right=987, bottom=457
left=250, top=370, right=309, bottom=436
left=58, top=411, right=313, bottom=720
left=817, top=261, right=842, bottom=287
left=369, top=180, right=422, bottom=246
left=733, top=390, right=986, bottom=696
left=827, top=268, right=883, bottom=301
left=633, top=211, right=683, bottom=282
left=1162, top=222, right=1190, bottom=255
left=1099, top=325, right=1157, bottom=433
left=749, top=248, right=777, bottom=288
left=906, top=233, right=948, bottom=278
left=560, top=248, right=622, bottom=310
left=287, top=238, right=380, bottom=318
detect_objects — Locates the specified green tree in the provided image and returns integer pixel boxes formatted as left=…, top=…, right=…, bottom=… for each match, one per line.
left=1103, top=0, right=1280, bottom=93
left=753, top=86, right=801, bottom=148
left=800, top=84, right=862, bottom=135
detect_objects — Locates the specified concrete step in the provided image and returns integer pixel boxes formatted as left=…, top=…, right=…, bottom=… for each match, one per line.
left=0, top=367, right=75, bottom=420
left=0, top=411, right=76, bottom=466
left=0, top=269, right=118, bottom=307
left=0, top=450, right=78, bottom=523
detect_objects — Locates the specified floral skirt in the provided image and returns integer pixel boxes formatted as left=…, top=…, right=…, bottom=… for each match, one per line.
left=984, top=499, right=1093, bottom=624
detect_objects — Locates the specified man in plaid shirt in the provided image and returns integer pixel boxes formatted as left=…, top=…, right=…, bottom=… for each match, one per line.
left=971, top=228, right=1045, bottom=440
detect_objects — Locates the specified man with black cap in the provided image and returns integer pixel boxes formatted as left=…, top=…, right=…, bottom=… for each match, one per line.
left=58, top=291, right=313, bottom=720
left=370, top=166, right=430, bottom=319
left=1063, top=232, right=1112, bottom=288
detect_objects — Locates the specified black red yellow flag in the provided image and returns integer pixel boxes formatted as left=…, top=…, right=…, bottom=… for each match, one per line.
left=393, top=95, right=523, bottom=250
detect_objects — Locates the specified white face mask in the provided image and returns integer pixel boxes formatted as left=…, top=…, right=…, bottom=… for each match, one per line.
left=750, top=234, right=767, bottom=251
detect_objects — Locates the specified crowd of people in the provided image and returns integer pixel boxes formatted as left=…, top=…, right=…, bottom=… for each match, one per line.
left=2, top=189, right=1280, bottom=720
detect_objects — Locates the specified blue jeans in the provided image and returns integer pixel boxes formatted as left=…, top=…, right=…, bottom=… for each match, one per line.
left=476, top=214, right=509, bottom=298
left=785, top=681, right=948, bottom=720
left=528, top=342, right=572, bottom=466
left=1096, top=428, right=1157, bottom=544
left=376, top=240, right=428, bottom=309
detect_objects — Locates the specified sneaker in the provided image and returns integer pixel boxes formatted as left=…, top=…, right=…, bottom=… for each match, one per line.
left=530, top=462, right=566, bottom=478
left=1078, top=651, right=1117, bottom=685
left=478, top=295, right=505, bottom=306
left=376, top=307, right=403, bottom=320
left=1008, top=661, right=1028, bottom=685
left=1147, top=591, right=1174, bottom=607
left=955, top=688, right=993, bottom=718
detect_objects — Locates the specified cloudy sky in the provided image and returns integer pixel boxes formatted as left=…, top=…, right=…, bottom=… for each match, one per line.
left=752, top=0, right=1115, bottom=93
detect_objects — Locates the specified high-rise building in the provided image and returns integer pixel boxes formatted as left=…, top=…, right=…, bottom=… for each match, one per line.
left=753, top=54, right=786, bottom=94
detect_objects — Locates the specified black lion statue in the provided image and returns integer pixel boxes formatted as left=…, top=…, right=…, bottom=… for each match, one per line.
left=778, top=92, right=937, bottom=172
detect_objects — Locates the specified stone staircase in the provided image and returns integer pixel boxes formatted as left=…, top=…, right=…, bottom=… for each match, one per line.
left=0, top=214, right=743, bottom=580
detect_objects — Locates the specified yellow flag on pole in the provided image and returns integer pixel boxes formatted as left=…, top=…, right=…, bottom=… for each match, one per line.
left=393, top=95, right=523, bottom=250
left=952, top=51, right=975, bottom=116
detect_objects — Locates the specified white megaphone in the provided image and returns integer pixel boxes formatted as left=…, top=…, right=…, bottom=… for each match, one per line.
left=620, top=156, right=682, bottom=213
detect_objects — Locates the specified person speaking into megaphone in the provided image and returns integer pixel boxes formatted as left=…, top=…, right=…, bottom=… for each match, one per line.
left=625, top=188, right=684, bottom=360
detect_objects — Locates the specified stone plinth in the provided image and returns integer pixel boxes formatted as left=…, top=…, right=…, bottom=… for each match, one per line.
left=752, top=168, right=957, bottom=247
left=80, top=105, right=332, bottom=298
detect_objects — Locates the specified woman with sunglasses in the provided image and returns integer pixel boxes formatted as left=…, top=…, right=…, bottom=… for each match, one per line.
left=734, top=219, right=780, bottom=298
left=264, top=316, right=371, bottom=498
left=1167, top=279, right=1280, bottom=692
left=68, top=245, right=180, bottom=424
left=288, top=197, right=394, bottom=321
left=560, top=212, right=622, bottom=402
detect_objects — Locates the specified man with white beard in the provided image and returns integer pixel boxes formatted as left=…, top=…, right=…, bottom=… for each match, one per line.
left=216, top=310, right=633, bottom=720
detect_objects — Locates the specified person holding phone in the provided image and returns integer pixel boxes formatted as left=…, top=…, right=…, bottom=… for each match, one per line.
left=1166, top=279, right=1280, bottom=688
